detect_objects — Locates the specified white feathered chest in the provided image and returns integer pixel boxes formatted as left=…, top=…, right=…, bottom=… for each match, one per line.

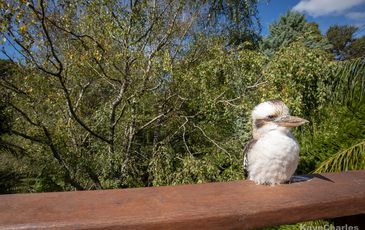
left=247, top=130, right=299, bottom=185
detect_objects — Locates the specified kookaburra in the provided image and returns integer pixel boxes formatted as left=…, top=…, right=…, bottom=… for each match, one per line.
left=243, top=99, right=308, bottom=185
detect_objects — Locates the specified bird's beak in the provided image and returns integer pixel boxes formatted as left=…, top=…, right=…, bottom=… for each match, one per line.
left=274, top=116, right=309, bottom=128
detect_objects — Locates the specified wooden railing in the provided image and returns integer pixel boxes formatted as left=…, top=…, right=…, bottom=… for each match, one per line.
left=0, top=170, right=364, bottom=229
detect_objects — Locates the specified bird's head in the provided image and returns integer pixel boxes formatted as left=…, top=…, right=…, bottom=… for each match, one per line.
left=251, top=99, right=308, bottom=138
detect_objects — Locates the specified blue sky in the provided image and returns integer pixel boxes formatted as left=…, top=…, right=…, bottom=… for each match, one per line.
left=259, top=0, right=365, bottom=37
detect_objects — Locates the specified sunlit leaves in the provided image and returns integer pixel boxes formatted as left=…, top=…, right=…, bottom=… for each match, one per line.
left=261, top=42, right=333, bottom=117
left=19, top=25, right=26, bottom=33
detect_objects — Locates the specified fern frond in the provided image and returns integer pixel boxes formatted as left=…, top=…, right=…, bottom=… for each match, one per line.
left=314, top=140, right=365, bottom=173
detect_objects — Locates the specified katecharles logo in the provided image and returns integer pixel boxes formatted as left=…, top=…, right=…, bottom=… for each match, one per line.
left=300, top=224, right=359, bottom=230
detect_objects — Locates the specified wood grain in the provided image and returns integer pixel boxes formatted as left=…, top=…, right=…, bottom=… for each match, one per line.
left=0, top=170, right=364, bottom=229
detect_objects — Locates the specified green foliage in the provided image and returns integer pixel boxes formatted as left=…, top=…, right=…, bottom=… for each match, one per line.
left=0, top=168, right=23, bottom=194
left=261, top=11, right=306, bottom=55
left=0, top=0, right=262, bottom=192
left=298, top=58, right=365, bottom=174
left=346, top=36, right=365, bottom=59
left=326, top=25, right=365, bottom=59
left=330, top=58, right=365, bottom=107
left=297, top=104, right=365, bottom=174
left=261, top=11, right=331, bottom=56
left=315, top=140, right=365, bottom=173
left=202, top=0, right=262, bottom=46
left=0, top=60, right=14, bottom=135
left=307, top=58, right=365, bottom=173
left=148, top=36, right=265, bottom=185
left=261, top=42, right=332, bottom=117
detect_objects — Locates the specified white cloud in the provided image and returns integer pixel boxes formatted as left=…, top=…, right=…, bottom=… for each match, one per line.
left=293, top=0, right=365, bottom=17
left=346, top=11, right=365, bottom=20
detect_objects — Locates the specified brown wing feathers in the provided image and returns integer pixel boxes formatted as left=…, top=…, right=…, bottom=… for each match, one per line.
left=243, top=139, right=257, bottom=178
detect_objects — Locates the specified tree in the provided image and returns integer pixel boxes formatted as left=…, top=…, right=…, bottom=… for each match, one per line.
left=261, top=11, right=331, bottom=56
left=346, top=36, right=365, bottom=59
left=148, top=36, right=265, bottom=185
left=0, top=0, right=261, bottom=191
left=326, top=25, right=365, bottom=60
left=200, top=0, right=261, bottom=46
left=260, top=42, right=332, bottom=117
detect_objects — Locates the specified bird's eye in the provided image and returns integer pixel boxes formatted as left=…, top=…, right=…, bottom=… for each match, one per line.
left=267, top=115, right=276, bottom=119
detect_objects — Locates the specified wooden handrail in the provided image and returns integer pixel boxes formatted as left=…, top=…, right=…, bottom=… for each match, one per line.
left=0, top=170, right=364, bottom=229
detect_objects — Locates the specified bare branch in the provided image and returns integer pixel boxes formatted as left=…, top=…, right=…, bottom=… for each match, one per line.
left=137, top=100, right=176, bottom=132
left=0, top=79, right=28, bottom=97
left=192, top=123, right=232, bottom=159
left=38, top=0, right=63, bottom=75
left=137, top=113, right=165, bottom=132
left=11, top=130, right=45, bottom=144
left=66, top=81, right=92, bottom=125
left=109, top=80, right=129, bottom=152
left=216, top=79, right=267, bottom=105
left=59, top=78, right=111, bottom=144
left=182, top=116, right=192, bottom=155
left=9, top=102, right=40, bottom=127
left=133, top=1, right=172, bottom=47
left=41, top=126, right=85, bottom=190
left=0, top=139, right=27, bottom=156
left=6, top=30, right=60, bottom=77
left=171, top=12, right=198, bottom=62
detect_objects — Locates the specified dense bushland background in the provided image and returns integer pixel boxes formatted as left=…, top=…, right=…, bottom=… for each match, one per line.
left=0, top=1, right=364, bottom=194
